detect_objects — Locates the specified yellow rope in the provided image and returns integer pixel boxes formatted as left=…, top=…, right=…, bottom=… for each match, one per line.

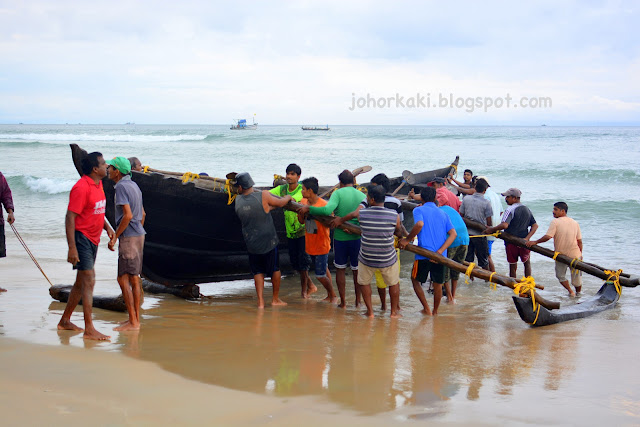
left=552, top=251, right=560, bottom=260
left=142, top=166, right=149, bottom=173
left=604, top=269, right=623, bottom=296
left=224, top=179, right=237, bottom=205
left=469, top=231, right=501, bottom=238
left=513, top=276, right=540, bottom=325
left=488, top=272, right=497, bottom=290
left=181, top=172, right=200, bottom=183
left=449, top=163, right=458, bottom=178
left=464, top=262, right=476, bottom=284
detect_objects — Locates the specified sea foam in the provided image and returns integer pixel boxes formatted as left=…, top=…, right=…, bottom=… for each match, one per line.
left=24, top=177, right=76, bottom=194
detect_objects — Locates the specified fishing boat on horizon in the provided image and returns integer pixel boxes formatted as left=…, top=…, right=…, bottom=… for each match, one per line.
left=230, top=115, right=258, bottom=130
left=302, top=125, right=330, bottom=131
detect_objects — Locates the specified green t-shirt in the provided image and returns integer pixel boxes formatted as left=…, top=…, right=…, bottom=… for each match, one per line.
left=308, top=186, right=366, bottom=241
left=270, top=183, right=305, bottom=239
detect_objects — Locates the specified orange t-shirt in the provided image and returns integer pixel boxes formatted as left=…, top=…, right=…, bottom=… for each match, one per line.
left=304, top=198, right=331, bottom=255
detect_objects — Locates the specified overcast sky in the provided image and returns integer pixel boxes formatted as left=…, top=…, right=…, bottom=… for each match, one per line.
left=1, top=1, right=638, bottom=125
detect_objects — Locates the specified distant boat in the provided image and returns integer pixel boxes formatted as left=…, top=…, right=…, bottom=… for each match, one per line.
left=125, top=122, right=135, bottom=125
left=230, top=116, right=257, bottom=130
left=541, top=124, right=547, bottom=127
left=302, top=125, right=330, bottom=131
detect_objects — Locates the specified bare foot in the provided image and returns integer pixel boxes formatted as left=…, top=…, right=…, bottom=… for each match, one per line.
left=380, top=304, right=387, bottom=311
left=420, top=309, right=432, bottom=316
left=301, top=292, right=310, bottom=299
left=58, top=320, right=84, bottom=332
left=272, top=299, right=287, bottom=306
left=338, top=301, right=346, bottom=308
left=569, top=292, right=576, bottom=297
left=390, top=312, right=403, bottom=318
left=83, top=329, right=110, bottom=341
left=431, top=310, right=438, bottom=316
left=307, top=285, right=318, bottom=296
left=447, top=298, right=456, bottom=304
left=322, top=295, right=339, bottom=303
left=114, top=321, right=140, bottom=331
left=363, top=311, right=374, bottom=318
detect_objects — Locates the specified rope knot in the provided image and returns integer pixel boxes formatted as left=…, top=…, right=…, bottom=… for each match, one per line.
left=604, top=269, right=623, bottom=296
left=464, top=262, right=476, bottom=284
left=181, top=172, right=200, bottom=183
left=514, top=276, right=540, bottom=324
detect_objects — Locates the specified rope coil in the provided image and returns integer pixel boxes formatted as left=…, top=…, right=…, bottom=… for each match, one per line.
left=464, top=262, right=476, bottom=284
left=181, top=172, right=200, bottom=183
left=488, top=272, right=497, bottom=290
left=604, top=269, right=623, bottom=296
left=513, top=276, right=540, bottom=324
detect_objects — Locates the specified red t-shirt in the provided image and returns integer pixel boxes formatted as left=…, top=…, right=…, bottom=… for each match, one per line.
left=68, top=175, right=106, bottom=245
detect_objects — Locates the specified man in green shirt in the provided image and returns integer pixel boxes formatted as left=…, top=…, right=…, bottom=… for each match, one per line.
left=270, top=164, right=316, bottom=298
left=300, top=170, right=366, bottom=308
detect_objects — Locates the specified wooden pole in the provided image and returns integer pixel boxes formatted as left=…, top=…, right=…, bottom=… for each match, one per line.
left=462, top=217, right=639, bottom=288
left=285, top=201, right=560, bottom=310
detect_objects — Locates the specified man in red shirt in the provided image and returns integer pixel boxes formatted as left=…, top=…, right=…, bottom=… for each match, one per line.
left=57, top=152, right=115, bottom=341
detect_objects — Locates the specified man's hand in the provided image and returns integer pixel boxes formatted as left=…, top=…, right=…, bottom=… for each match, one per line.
left=106, top=227, right=115, bottom=241
left=330, top=216, right=345, bottom=229
left=6, top=211, right=14, bottom=225
left=398, top=238, right=409, bottom=249
left=299, top=205, right=310, bottom=215
left=108, top=235, right=117, bottom=251
left=67, top=248, right=80, bottom=265
left=525, top=240, right=537, bottom=248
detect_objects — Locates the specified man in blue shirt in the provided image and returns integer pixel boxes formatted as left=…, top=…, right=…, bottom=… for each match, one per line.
left=400, top=187, right=456, bottom=315
left=440, top=205, right=469, bottom=302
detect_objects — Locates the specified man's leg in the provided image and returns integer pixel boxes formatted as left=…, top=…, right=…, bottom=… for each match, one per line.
left=336, top=268, right=347, bottom=308
left=443, top=280, right=454, bottom=304
left=58, top=270, right=88, bottom=332
left=432, top=281, right=443, bottom=315
left=353, top=268, right=361, bottom=307
left=377, top=286, right=387, bottom=311
left=509, top=263, right=518, bottom=278
left=389, top=284, right=401, bottom=318
left=412, top=278, right=431, bottom=315
left=360, top=284, right=374, bottom=317
left=114, top=274, right=140, bottom=331
left=131, top=274, right=142, bottom=322
left=80, top=269, right=110, bottom=340
left=524, top=259, right=532, bottom=278
left=559, top=280, right=575, bottom=296
left=271, top=270, right=287, bottom=306
left=318, top=274, right=337, bottom=303
left=451, top=278, right=458, bottom=299
left=254, top=273, right=266, bottom=308
left=302, top=270, right=317, bottom=297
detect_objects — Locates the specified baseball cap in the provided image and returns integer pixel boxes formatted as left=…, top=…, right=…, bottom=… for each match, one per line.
left=233, top=172, right=255, bottom=189
left=106, top=156, right=131, bottom=175
left=501, top=188, right=522, bottom=197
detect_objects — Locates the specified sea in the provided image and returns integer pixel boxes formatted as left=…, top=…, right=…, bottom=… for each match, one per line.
left=1, top=124, right=640, bottom=423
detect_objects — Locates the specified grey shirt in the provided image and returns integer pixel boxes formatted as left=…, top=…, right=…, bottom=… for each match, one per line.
left=235, top=190, right=279, bottom=255
left=115, top=175, right=146, bottom=237
left=459, top=192, right=493, bottom=230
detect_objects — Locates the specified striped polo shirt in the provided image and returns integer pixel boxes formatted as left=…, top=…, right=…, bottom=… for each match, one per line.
left=358, top=206, right=398, bottom=268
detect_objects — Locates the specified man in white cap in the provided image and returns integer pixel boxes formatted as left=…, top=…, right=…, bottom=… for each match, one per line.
left=485, top=188, right=538, bottom=278
left=234, top=172, right=292, bottom=308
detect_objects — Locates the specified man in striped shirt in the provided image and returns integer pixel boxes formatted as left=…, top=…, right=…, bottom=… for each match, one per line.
left=334, top=185, right=404, bottom=318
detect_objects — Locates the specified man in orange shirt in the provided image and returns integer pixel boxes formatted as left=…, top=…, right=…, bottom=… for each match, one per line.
left=527, top=202, right=583, bottom=296
left=299, top=177, right=337, bottom=303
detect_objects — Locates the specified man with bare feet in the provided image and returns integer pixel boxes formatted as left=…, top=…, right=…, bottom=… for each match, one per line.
left=0, top=170, right=15, bottom=292
left=58, top=152, right=114, bottom=340
left=335, top=185, right=404, bottom=318
left=300, top=170, right=366, bottom=308
left=234, top=172, right=290, bottom=308
left=299, top=177, right=337, bottom=303
left=106, top=157, right=146, bottom=331
left=399, top=187, right=456, bottom=316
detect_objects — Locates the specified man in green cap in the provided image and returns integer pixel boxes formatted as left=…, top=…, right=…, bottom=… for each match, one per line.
left=106, top=156, right=146, bottom=331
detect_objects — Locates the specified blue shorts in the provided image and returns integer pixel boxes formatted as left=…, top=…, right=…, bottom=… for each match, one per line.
left=333, top=239, right=360, bottom=270
left=488, top=239, right=494, bottom=255
left=310, top=253, right=329, bottom=277
left=73, top=231, right=98, bottom=271
left=248, top=247, right=280, bottom=277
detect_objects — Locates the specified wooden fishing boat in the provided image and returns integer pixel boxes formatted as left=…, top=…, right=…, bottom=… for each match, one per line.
left=512, top=282, right=620, bottom=326
left=70, top=144, right=457, bottom=286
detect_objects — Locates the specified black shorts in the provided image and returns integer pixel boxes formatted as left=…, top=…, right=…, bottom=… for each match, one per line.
left=248, top=247, right=280, bottom=277
left=287, top=236, right=310, bottom=271
left=412, top=259, right=445, bottom=284
left=0, top=223, right=5, bottom=258
left=465, top=236, right=489, bottom=269
left=73, top=231, right=98, bottom=271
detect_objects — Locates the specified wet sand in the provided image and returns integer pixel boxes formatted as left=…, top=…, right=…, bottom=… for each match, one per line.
left=2, top=246, right=640, bottom=424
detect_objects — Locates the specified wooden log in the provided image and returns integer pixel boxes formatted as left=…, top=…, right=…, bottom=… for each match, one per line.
left=285, top=201, right=560, bottom=310
left=462, top=217, right=640, bottom=288
left=141, top=279, right=201, bottom=299
left=49, top=285, right=127, bottom=312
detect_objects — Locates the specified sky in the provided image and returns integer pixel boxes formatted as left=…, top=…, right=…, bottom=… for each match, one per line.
left=0, top=0, right=639, bottom=125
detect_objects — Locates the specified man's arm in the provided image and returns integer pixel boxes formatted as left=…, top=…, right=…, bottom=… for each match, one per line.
left=577, top=239, right=583, bottom=254
left=331, top=205, right=362, bottom=228
left=262, top=190, right=292, bottom=213
left=66, top=210, right=80, bottom=265
left=0, top=174, right=15, bottom=223
left=524, top=223, right=538, bottom=241
left=399, top=221, right=424, bottom=248
left=109, top=204, right=133, bottom=251
left=526, top=234, right=552, bottom=247
left=307, top=190, right=339, bottom=216
left=449, top=176, right=470, bottom=189
left=141, top=207, right=146, bottom=227
left=484, top=221, right=508, bottom=234
left=437, top=228, right=457, bottom=256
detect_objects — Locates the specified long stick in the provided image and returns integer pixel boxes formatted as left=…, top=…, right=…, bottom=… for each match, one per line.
left=9, top=223, right=54, bottom=287
left=461, top=217, right=639, bottom=288
left=285, top=201, right=560, bottom=310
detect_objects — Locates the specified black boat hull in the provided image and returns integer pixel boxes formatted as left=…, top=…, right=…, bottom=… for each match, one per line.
left=512, top=282, right=619, bottom=326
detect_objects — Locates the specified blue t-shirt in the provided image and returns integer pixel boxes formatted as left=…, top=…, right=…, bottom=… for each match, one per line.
left=413, top=202, right=454, bottom=260
left=440, top=205, right=469, bottom=248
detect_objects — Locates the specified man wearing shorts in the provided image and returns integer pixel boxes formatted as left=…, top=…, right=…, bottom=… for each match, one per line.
left=477, top=177, right=503, bottom=273
left=527, top=202, right=583, bottom=296
left=270, top=164, right=315, bottom=298
left=302, top=170, right=366, bottom=308
left=440, top=204, right=469, bottom=302
left=58, top=152, right=114, bottom=341
left=299, top=177, right=337, bottom=303
left=485, top=188, right=538, bottom=278
left=234, top=172, right=291, bottom=308
left=400, top=187, right=456, bottom=316
left=106, top=156, right=146, bottom=331
left=336, top=185, right=403, bottom=317
left=459, top=179, right=492, bottom=270
left=0, top=171, right=15, bottom=292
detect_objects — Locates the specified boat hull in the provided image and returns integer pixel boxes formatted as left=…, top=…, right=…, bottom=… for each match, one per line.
left=512, top=282, right=619, bottom=326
